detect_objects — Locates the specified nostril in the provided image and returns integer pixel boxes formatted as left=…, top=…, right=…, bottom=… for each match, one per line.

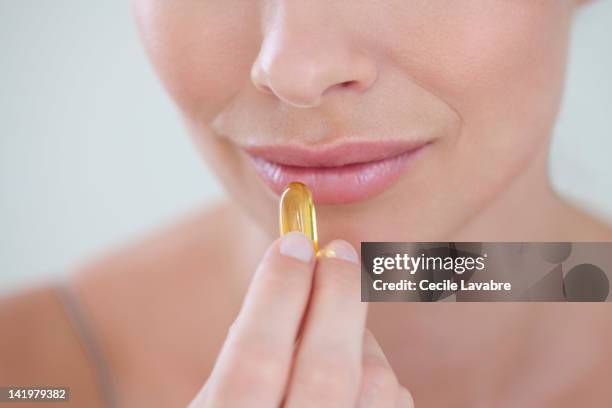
left=323, top=80, right=359, bottom=97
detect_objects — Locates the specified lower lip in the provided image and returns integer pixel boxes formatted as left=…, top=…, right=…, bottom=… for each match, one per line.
left=250, top=145, right=428, bottom=205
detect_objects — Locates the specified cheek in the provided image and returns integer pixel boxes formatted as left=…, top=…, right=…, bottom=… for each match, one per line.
left=350, top=1, right=574, bottom=238
left=133, top=1, right=273, bottom=230
left=133, top=0, right=259, bottom=121
left=388, top=1, right=573, bottom=144
left=387, top=1, right=573, bottom=190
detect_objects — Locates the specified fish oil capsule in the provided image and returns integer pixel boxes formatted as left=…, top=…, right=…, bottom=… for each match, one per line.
left=279, top=182, right=318, bottom=252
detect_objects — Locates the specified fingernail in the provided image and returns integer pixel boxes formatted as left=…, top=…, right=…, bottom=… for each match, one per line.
left=319, top=240, right=359, bottom=264
left=279, top=232, right=314, bottom=263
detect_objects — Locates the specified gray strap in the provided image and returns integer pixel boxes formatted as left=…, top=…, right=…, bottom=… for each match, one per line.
left=54, top=282, right=118, bottom=408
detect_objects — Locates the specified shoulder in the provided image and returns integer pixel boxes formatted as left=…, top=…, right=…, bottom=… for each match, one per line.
left=73, top=201, right=256, bottom=301
left=0, top=202, right=264, bottom=407
left=68, top=202, right=262, bottom=406
left=0, top=287, right=106, bottom=406
left=71, top=201, right=252, bottom=335
left=79, top=202, right=243, bottom=276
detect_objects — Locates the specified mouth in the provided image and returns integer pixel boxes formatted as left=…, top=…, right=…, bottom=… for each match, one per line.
left=246, top=140, right=431, bottom=204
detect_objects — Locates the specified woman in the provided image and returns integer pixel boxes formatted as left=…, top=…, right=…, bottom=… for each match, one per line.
left=2, top=0, right=612, bottom=406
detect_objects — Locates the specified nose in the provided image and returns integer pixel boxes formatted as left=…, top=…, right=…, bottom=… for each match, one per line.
left=250, top=3, right=378, bottom=108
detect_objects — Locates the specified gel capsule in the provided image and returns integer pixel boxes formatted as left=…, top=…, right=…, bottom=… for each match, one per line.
left=279, top=182, right=318, bottom=252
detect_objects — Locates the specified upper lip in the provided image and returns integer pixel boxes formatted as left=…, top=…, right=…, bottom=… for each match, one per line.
left=244, top=139, right=430, bottom=167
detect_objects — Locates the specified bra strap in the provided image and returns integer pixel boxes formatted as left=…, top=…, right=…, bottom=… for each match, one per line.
left=54, top=281, right=119, bottom=408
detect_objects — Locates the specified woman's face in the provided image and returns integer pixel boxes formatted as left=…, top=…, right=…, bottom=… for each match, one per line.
left=133, top=0, right=577, bottom=244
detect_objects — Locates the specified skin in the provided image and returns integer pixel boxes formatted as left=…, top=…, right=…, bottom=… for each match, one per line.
left=188, top=233, right=412, bottom=407
left=2, top=0, right=612, bottom=407
left=132, top=0, right=605, bottom=244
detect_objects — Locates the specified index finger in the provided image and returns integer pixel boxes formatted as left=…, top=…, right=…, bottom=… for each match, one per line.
left=203, top=232, right=316, bottom=407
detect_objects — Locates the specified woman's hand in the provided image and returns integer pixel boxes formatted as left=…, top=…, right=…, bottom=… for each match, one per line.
left=188, top=232, right=413, bottom=407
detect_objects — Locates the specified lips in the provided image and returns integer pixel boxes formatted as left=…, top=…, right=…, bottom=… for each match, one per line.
left=246, top=140, right=430, bottom=204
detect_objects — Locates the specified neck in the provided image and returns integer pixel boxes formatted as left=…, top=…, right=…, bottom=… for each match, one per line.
left=450, top=142, right=607, bottom=241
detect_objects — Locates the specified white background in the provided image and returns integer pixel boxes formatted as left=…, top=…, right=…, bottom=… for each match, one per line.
left=1, top=1, right=611, bottom=294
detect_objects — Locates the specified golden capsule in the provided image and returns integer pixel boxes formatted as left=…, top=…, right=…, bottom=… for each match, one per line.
left=279, top=182, right=318, bottom=252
